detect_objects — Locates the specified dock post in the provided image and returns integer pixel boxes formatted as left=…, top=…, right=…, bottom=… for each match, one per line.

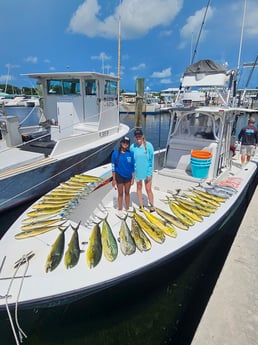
left=135, top=78, right=144, bottom=129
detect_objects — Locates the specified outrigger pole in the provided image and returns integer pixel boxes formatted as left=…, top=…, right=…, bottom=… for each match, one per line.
left=191, top=0, right=211, bottom=64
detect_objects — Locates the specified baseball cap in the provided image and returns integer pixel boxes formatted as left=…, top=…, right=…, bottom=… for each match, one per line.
left=120, top=136, right=130, bottom=144
left=134, top=129, right=143, bottom=136
left=248, top=117, right=255, bottom=123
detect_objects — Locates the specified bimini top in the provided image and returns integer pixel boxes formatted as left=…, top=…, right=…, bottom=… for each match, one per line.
left=22, top=71, right=118, bottom=81
left=181, top=59, right=228, bottom=87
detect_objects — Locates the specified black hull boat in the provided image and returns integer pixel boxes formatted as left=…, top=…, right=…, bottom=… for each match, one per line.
left=0, top=71, right=129, bottom=213
left=1, top=60, right=258, bottom=343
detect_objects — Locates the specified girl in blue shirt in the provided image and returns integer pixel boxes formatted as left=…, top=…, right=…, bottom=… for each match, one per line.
left=130, top=129, right=154, bottom=212
left=111, top=136, right=135, bottom=211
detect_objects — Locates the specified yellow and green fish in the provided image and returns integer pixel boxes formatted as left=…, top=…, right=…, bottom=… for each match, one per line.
left=131, top=218, right=152, bottom=252
left=86, top=222, right=103, bottom=268
left=118, top=216, right=136, bottom=255
left=45, top=224, right=69, bottom=272
left=64, top=222, right=81, bottom=269
left=133, top=210, right=165, bottom=244
left=15, top=221, right=67, bottom=239
left=154, top=207, right=189, bottom=230
left=101, top=216, right=118, bottom=262
left=141, top=208, right=177, bottom=238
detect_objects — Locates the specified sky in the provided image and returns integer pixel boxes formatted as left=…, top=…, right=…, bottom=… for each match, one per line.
left=0, top=0, right=257, bottom=93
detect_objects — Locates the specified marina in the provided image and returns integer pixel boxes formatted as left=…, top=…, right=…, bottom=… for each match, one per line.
left=1, top=0, right=258, bottom=344
left=1, top=59, right=258, bottom=345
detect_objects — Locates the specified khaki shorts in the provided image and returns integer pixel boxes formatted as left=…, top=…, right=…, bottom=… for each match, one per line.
left=240, top=145, right=256, bottom=156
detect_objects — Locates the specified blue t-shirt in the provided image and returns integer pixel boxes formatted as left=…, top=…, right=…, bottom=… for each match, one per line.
left=238, top=125, right=258, bottom=145
left=111, top=150, right=135, bottom=179
left=130, top=141, right=154, bottom=180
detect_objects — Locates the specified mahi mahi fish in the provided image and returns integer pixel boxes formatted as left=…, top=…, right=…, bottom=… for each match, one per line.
left=45, top=224, right=69, bottom=272
left=172, top=195, right=212, bottom=217
left=64, top=221, right=81, bottom=269
left=141, top=208, right=177, bottom=238
left=101, top=216, right=118, bottom=262
left=182, top=193, right=218, bottom=211
left=118, top=216, right=136, bottom=255
left=167, top=200, right=195, bottom=226
left=131, top=217, right=152, bottom=252
left=86, top=222, right=103, bottom=268
left=189, top=191, right=220, bottom=208
left=133, top=210, right=165, bottom=244
left=72, top=174, right=103, bottom=182
left=21, top=218, right=64, bottom=231
left=15, top=221, right=67, bottom=239
left=192, top=189, right=226, bottom=203
left=169, top=200, right=203, bottom=222
left=154, top=207, right=189, bottom=230
left=27, top=207, right=66, bottom=217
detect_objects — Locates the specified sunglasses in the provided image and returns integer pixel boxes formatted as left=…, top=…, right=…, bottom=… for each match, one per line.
left=121, top=140, right=129, bottom=144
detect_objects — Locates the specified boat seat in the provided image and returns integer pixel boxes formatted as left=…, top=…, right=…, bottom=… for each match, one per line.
left=158, top=167, right=204, bottom=182
left=165, top=138, right=217, bottom=179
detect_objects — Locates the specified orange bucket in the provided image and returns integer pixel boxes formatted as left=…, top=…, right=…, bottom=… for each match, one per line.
left=191, top=150, right=212, bottom=159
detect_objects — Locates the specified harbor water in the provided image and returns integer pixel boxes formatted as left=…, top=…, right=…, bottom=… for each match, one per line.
left=0, top=108, right=257, bottom=345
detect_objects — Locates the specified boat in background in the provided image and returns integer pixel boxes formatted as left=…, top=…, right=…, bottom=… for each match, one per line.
left=119, top=92, right=162, bottom=115
left=0, top=71, right=129, bottom=213
left=0, top=60, right=257, bottom=339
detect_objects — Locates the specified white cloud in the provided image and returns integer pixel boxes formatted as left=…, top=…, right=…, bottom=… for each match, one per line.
left=24, top=56, right=38, bottom=64
left=131, top=63, right=146, bottom=71
left=179, top=6, right=214, bottom=49
left=68, top=0, right=183, bottom=39
left=151, top=67, right=171, bottom=78
left=160, top=30, right=173, bottom=37
left=244, top=0, right=258, bottom=36
left=160, top=78, right=172, bottom=84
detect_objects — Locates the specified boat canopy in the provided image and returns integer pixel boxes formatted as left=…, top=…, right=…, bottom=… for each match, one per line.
left=182, top=59, right=228, bottom=88
left=22, top=71, right=118, bottom=81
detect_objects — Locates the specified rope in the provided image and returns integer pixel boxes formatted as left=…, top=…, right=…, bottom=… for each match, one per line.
left=4, top=252, right=34, bottom=345
left=18, top=107, right=37, bottom=126
left=15, top=258, right=30, bottom=343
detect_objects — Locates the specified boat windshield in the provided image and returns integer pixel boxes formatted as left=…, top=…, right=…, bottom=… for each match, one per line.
left=104, top=80, right=117, bottom=96
left=47, top=79, right=80, bottom=95
left=173, top=112, right=221, bottom=140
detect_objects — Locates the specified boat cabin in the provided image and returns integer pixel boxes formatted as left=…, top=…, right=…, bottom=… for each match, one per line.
left=23, top=72, right=119, bottom=139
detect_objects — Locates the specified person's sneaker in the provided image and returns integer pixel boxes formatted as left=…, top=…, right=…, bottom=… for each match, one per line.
left=149, top=206, right=155, bottom=213
left=117, top=210, right=125, bottom=218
